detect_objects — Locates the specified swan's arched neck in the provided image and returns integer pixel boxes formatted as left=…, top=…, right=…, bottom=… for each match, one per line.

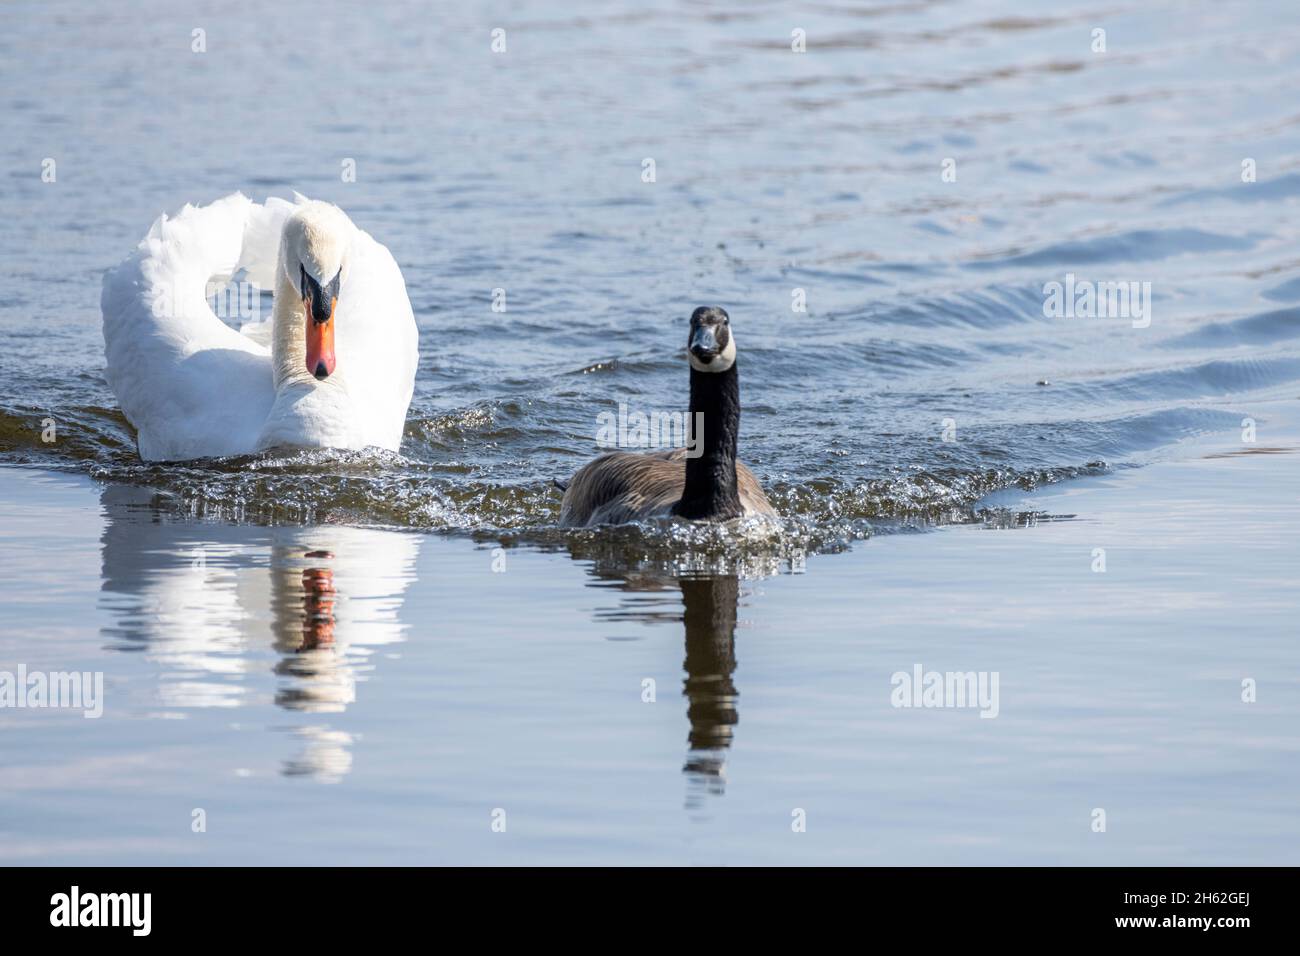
left=254, top=259, right=360, bottom=452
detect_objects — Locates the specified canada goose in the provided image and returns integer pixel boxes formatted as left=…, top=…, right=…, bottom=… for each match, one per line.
left=559, top=307, right=776, bottom=527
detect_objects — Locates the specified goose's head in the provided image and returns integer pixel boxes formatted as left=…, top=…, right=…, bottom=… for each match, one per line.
left=282, top=202, right=352, bottom=380
left=686, top=306, right=736, bottom=373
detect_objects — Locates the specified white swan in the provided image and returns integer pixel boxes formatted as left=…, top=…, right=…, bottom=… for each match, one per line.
left=101, top=193, right=418, bottom=461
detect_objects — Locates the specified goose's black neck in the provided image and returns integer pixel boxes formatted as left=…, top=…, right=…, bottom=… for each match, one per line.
left=673, top=362, right=742, bottom=520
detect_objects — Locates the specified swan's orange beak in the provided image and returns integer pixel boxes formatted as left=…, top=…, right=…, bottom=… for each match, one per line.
left=301, top=266, right=340, bottom=380
left=305, top=297, right=336, bottom=380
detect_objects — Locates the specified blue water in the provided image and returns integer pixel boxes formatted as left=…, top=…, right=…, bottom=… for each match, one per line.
left=4, top=0, right=1299, bottom=533
left=1, top=0, right=1299, bottom=864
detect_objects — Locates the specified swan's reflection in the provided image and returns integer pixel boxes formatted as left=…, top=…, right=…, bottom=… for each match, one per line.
left=98, top=484, right=419, bottom=780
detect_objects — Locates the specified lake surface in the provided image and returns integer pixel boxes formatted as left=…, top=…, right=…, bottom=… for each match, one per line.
left=1, top=0, right=1299, bottom=864
left=2, top=438, right=1298, bottom=865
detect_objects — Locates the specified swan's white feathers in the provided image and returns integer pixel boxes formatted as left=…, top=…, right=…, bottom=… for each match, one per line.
left=101, top=193, right=418, bottom=461
left=236, top=195, right=296, bottom=289
left=331, top=229, right=419, bottom=449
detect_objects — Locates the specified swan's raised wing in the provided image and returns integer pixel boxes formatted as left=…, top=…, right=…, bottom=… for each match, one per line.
left=101, top=194, right=287, bottom=461
left=334, top=228, right=420, bottom=451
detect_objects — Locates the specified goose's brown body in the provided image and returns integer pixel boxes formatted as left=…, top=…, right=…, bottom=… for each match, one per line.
left=559, top=448, right=774, bottom=527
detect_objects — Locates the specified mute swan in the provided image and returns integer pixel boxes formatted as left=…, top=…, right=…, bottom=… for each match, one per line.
left=558, top=307, right=775, bottom=526
left=101, top=193, right=418, bottom=461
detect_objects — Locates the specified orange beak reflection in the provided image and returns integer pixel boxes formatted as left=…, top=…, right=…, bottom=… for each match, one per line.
left=305, top=296, right=337, bottom=380
left=300, top=563, right=337, bottom=651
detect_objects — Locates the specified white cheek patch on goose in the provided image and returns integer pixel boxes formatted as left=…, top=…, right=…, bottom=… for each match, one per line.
left=689, top=331, right=737, bottom=372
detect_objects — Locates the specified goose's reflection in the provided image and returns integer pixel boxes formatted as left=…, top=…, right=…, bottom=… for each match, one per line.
left=97, top=484, right=419, bottom=781
left=679, top=575, right=740, bottom=804
left=570, top=538, right=764, bottom=808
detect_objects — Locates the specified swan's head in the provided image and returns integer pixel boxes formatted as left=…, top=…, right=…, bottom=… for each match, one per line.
left=282, top=202, right=352, bottom=380
left=686, top=306, right=736, bottom=373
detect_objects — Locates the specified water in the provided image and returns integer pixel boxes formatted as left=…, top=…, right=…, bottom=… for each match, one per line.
left=4, top=450, right=1298, bottom=865
left=2, top=0, right=1299, bottom=864
left=7, top=0, right=1300, bottom=534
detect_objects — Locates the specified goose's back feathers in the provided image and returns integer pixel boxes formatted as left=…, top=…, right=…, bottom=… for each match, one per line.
left=559, top=449, right=774, bottom=527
